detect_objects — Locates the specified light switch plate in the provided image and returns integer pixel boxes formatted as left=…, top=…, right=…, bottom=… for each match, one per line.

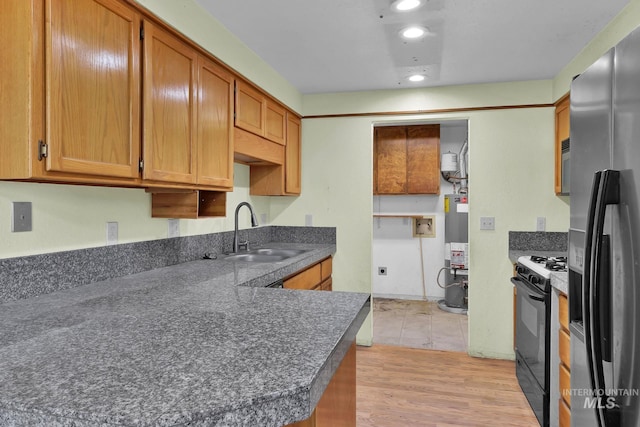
left=12, top=202, right=32, bottom=232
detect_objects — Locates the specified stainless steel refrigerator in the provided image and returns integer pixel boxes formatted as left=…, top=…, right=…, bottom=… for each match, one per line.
left=569, top=26, right=640, bottom=427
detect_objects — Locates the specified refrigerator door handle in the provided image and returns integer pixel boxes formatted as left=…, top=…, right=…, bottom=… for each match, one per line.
left=587, top=169, right=620, bottom=427
left=583, top=171, right=601, bottom=405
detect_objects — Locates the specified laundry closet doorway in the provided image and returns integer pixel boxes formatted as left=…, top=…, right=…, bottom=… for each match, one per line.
left=371, top=119, right=469, bottom=352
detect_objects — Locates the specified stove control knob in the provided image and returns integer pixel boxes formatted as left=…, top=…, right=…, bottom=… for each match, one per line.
left=530, top=276, right=540, bottom=285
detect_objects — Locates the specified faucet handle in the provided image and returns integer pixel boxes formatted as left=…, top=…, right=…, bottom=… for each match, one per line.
left=238, top=240, right=250, bottom=251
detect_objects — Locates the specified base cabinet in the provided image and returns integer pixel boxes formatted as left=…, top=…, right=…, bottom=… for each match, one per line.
left=284, top=257, right=332, bottom=291
left=286, top=343, right=356, bottom=427
left=558, top=292, right=571, bottom=426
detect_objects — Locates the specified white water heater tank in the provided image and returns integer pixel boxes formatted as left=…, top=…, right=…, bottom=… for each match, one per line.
left=441, top=152, right=458, bottom=172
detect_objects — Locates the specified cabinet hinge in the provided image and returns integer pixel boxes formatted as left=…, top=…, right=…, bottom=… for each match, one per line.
left=38, top=140, right=48, bottom=160
left=139, top=159, right=144, bottom=171
left=140, top=26, right=144, bottom=40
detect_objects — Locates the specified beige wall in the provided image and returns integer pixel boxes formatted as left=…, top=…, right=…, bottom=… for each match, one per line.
left=3, top=0, right=640, bottom=352
left=0, top=164, right=269, bottom=258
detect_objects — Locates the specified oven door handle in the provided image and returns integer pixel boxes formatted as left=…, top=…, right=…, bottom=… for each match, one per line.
left=527, top=294, right=545, bottom=302
left=510, top=276, right=545, bottom=299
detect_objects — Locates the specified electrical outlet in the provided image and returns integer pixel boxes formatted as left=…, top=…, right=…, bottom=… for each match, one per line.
left=536, top=217, right=546, bottom=232
left=305, top=214, right=313, bottom=226
left=378, top=266, right=387, bottom=275
left=480, top=216, right=495, bottom=230
left=260, top=213, right=267, bottom=224
left=168, top=219, right=180, bottom=238
left=12, top=202, right=32, bottom=232
left=106, top=222, right=118, bottom=245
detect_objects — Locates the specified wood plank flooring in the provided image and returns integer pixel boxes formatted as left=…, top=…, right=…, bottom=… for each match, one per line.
left=356, top=345, right=538, bottom=427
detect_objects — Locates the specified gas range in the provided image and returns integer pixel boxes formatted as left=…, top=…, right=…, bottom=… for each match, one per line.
left=515, top=255, right=567, bottom=293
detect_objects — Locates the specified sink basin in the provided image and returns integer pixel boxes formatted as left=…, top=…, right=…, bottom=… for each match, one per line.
left=251, top=248, right=307, bottom=257
left=223, top=253, right=287, bottom=262
left=222, top=248, right=308, bottom=263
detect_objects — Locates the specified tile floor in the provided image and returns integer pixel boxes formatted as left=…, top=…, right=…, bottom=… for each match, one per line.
left=372, top=298, right=468, bottom=352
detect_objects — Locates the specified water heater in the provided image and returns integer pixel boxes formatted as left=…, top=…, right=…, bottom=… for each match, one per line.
left=439, top=194, right=469, bottom=314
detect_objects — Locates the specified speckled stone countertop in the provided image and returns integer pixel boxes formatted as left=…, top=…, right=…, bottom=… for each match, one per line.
left=0, top=243, right=370, bottom=426
left=508, top=231, right=568, bottom=263
left=550, top=271, right=568, bottom=294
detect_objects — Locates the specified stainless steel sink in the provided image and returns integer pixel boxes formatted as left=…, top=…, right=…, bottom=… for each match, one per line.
left=251, top=248, right=307, bottom=257
left=222, top=248, right=308, bottom=263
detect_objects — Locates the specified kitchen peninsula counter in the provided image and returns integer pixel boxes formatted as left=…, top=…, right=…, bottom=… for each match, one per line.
left=0, top=243, right=370, bottom=426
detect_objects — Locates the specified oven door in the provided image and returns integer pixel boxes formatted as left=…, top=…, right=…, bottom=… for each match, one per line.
left=512, top=276, right=549, bottom=390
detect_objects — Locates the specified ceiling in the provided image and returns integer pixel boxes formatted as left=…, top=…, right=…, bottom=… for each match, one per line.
left=195, top=0, right=629, bottom=94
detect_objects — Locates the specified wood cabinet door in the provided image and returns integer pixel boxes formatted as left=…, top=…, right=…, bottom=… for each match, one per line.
left=285, top=113, right=302, bottom=194
left=142, top=20, right=197, bottom=184
left=265, top=101, right=286, bottom=145
left=374, top=127, right=407, bottom=194
left=235, top=80, right=265, bottom=136
left=46, top=0, right=141, bottom=178
left=555, top=94, right=570, bottom=194
left=197, top=56, right=234, bottom=188
left=284, top=263, right=322, bottom=290
left=407, top=125, right=440, bottom=194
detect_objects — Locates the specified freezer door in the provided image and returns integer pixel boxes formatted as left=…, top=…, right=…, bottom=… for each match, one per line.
left=611, top=28, right=640, bottom=427
left=569, top=49, right=614, bottom=235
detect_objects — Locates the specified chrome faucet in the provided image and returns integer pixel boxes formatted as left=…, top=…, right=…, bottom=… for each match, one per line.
left=233, top=202, right=259, bottom=253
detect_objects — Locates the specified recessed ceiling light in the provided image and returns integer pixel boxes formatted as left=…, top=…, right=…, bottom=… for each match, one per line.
left=401, top=26, right=427, bottom=39
left=408, top=74, right=425, bottom=82
left=391, top=0, right=422, bottom=12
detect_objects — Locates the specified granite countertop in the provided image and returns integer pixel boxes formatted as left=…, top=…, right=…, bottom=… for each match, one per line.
left=0, top=243, right=370, bottom=426
left=550, top=271, right=568, bottom=294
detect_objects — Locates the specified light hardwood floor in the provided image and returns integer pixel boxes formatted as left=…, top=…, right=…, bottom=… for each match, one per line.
left=356, top=345, right=538, bottom=427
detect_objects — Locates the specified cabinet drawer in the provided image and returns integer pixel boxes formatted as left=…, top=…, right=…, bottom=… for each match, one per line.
left=559, top=398, right=571, bottom=427
left=560, top=363, right=571, bottom=407
left=559, top=292, right=569, bottom=331
left=559, top=328, right=570, bottom=368
left=321, top=257, right=332, bottom=281
left=284, top=263, right=322, bottom=290
left=320, top=278, right=332, bottom=292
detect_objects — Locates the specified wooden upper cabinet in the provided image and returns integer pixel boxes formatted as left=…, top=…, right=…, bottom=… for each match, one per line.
left=555, top=94, right=570, bottom=195
left=235, top=80, right=265, bottom=136
left=0, top=0, right=141, bottom=181
left=265, top=102, right=287, bottom=145
left=407, top=125, right=440, bottom=194
left=142, top=20, right=197, bottom=184
left=235, top=79, right=287, bottom=145
left=374, top=127, right=408, bottom=194
left=196, top=57, right=234, bottom=189
left=46, top=0, right=141, bottom=179
left=285, top=113, right=302, bottom=194
left=374, top=125, right=440, bottom=195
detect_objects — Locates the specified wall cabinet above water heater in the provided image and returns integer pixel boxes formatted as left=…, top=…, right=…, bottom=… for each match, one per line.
left=373, top=125, right=440, bottom=195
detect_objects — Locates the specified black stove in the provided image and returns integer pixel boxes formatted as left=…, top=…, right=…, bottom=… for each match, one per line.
left=515, top=255, right=567, bottom=293
left=512, top=254, right=566, bottom=427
